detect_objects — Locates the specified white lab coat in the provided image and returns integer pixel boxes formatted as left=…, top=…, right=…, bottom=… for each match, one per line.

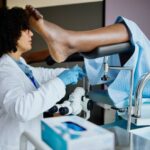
left=0, top=54, right=66, bottom=150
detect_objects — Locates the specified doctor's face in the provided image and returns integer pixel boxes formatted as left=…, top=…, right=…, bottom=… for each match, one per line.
left=17, top=29, right=33, bottom=54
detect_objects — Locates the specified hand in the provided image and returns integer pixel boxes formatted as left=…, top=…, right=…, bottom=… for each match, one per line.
left=58, top=65, right=85, bottom=85
left=81, top=64, right=87, bottom=79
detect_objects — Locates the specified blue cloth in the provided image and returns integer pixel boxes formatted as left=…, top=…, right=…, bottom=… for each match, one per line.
left=16, top=60, right=40, bottom=89
left=84, top=16, right=150, bottom=108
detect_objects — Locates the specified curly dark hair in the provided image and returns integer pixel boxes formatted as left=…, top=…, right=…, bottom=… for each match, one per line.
left=0, top=7, right=30, bottom=57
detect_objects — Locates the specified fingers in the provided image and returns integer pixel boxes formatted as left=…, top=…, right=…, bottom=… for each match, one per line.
left=78, top=71, right=86, bottom=80
left=58, top=65, right=86, bottom=85
left=72, top=65, right=86, bottom=81
left=82, top=64, right=86, bottom=74
left=73, top=66, right=85, bottom=76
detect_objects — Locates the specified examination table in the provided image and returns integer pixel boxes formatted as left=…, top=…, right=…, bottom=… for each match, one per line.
left=20, top=42, right=150, bottom=150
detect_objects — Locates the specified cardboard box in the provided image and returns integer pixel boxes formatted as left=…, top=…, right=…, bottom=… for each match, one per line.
left=41, top=115, right=114, bottom=150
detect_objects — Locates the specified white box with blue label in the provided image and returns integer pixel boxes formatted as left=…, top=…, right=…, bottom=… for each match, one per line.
left=41, top=115, right=114, bottom=150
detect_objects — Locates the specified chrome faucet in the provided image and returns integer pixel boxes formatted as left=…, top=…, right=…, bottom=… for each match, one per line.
left=134, top=72, right=150, bottom=117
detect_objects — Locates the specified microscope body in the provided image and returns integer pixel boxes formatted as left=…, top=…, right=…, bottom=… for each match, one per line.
left=48, top=87, right=93, bottom=120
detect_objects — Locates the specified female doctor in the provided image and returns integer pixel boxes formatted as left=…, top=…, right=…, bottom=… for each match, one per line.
left=0, top=7, right=84, bottom=150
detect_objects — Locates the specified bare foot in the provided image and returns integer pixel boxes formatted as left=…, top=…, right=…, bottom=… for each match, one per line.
left=26, top=5, right=43, bottom=20
left=25, top=5, right=75, bottom=63
left=25, top=5, right=46, bottom=35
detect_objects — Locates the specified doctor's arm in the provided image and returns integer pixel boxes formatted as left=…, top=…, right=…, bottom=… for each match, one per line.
left=1, top=66, right=84, bottom=122
left=1, top=76, right=66, bottom=122
left=20, top=57, right=66, bottom=84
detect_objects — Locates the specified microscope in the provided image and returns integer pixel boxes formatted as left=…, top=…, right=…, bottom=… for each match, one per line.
left=48, top=87, right=93, bottom=120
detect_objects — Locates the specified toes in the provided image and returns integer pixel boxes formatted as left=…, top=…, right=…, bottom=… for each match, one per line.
left=34, top=9, right=43, bottom=20
left=25, top=5, right=34, bottom=18
left=25, top=5, right=43, bottom=20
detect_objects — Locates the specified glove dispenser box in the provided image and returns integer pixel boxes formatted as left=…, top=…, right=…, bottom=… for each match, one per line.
left=41, top=115, right=114, bottom=150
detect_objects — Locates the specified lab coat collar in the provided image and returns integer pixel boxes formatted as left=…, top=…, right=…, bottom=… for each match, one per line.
left=0, top=54, right=37, bottom=89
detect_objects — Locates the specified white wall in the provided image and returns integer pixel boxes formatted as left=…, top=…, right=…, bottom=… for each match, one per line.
left=7, top=0, right=102, bottom=8
left=105, top=0, right=150, bottom=39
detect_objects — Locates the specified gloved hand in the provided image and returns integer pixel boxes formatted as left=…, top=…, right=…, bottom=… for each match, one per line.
left=81, top=64, right=87, bottom=78
left=58, top=65, right=85, bottom=85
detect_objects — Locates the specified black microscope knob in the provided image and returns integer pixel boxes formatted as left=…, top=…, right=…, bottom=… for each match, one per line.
left=48, top=106, right=58, bottom=114
left=101, top=75, right=110, bottom=81
left=87, top=100, right=93, bottom=110
left=59, top=107, right=69, bottom=115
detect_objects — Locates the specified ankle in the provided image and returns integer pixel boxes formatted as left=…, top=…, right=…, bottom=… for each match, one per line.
left=67, top=30, right=82, bottom=52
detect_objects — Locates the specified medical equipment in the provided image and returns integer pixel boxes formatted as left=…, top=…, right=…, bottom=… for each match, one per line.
left=60, top=87, right=85, bottom=115
left=20, top=124, right=150, bottom=150
left=48, top=87, right=93, bottom=120
left=132, top=73, right=150, bottom=125
left=81, top=42, right=150, bottom=130
left=41, top=115, right=114, bottom=150
left=20, top=131, right=51, bottom=150
left=20, top=42, right=150, bottom=150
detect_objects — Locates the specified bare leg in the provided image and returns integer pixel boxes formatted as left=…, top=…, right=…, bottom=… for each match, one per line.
left=26, top=5, right=129, bottom=63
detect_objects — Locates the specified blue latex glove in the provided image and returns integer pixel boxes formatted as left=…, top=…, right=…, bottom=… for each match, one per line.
left=77, top=64, right=87, bottom=80
left=58, top=65, right=85, bottom=85
left=81, top=64, right=87, bottom=77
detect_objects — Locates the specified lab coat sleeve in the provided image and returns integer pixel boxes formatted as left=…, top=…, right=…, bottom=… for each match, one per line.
left=20, top=57, right=66, bottom=84
left=1, top=75, right=66, bottom=122
left=31, top=67, right=66, bottom=84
